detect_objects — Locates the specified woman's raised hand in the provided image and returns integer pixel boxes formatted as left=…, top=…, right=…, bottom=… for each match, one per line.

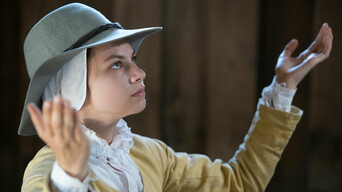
left=27, top=95, right=90, bottom=181
left=275, top=23, right=333, bottom=89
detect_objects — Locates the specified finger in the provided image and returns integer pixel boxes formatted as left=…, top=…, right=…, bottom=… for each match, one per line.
left=322, top=32, right=332, bottom=57
left=310, top=23, right=330, bottom=52
left=313, top=23, right=328, bottom=44
left=42, top=101, right=53, bottom=137
left=318, top=24, right=330, bottom=51
left=62, top=100, right=74, bottom=141
left=296, top=49, right=310, bottom=62
left=313, top=26, right=333, bottom=59
left=329, top=27, right=333, bottom=42
left=27, top=103, right=45, bottom=136
left=51, top=95, right=63, bottom=139
left=306, top=23, right=328, bottom=54
left=293, top=52, right=327, bottom=80
left=299, top=24, right=330, bottom=60
left=322, top=27, right=333, bottom=56
left=297, top=43, right=320, bottom=61
left=282, top=39, right=298, bottom=57
left=314, top=52, right=329, bottom=64
left=73, top=109, right=83, bottom=142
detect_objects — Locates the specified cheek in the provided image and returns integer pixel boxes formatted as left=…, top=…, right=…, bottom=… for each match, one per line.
left=91, top=75, right=128, bottom=112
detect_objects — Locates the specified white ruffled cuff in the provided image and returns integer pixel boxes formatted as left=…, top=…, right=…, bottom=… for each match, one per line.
left=261, top=77, right=297, bottom=112
left=50, top=161, right=90, bottom=192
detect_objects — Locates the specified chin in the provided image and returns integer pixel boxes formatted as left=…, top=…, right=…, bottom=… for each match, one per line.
left=137, top=102, right=147, bottom=113
left=131, top=100, right=146, bottom=115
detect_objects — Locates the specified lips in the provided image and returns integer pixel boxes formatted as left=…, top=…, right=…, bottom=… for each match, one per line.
left=131, top=88, right=145, bottom=97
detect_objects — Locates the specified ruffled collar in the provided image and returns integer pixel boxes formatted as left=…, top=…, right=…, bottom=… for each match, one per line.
left=81, top=119, right=134, bottom=161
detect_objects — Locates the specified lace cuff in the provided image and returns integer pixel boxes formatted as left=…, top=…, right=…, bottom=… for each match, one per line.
left=50, top=161, right=90, bottom=192
left=261, top=77, right=297, bottom=112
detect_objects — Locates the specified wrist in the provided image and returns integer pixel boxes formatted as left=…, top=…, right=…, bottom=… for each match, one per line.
left=57, top=159, right=89, bottom=181
left=65, top=167, right=89, bottom=181
left=275, top=76, right=297, bottom=90
left=261, top=76, right=297, bottom=112
left=51, top=161, right=90, bottom=191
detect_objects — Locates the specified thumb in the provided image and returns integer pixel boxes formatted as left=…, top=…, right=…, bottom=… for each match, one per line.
left=282, top=39, right=299, bottom=57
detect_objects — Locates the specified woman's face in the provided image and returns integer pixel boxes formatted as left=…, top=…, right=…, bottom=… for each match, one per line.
left=83, top=39, right=146, bottom=120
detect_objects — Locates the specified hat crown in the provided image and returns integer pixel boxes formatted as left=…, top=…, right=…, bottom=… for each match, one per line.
left=24, top=3, right=110, bottom=79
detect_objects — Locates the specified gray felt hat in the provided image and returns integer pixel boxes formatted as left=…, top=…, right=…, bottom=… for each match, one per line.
left=18, top=3, right=162, bottom=135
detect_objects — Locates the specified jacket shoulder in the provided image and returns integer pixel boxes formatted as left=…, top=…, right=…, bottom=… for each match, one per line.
left=130, top=134, right=171, bottom=191
left=22, top=145, right=55, bottom=187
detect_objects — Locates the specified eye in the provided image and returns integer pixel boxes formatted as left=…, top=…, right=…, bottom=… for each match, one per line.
left=112, top=61, right=123, bottom=69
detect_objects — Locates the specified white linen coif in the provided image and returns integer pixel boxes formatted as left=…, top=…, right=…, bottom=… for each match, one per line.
left=42, top=50, right=87, bottom=111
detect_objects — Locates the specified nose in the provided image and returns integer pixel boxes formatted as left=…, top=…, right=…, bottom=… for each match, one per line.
left=129, top=63, right=146, bottom=84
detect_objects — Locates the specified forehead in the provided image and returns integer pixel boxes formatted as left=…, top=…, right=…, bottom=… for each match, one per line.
left=93, top=39, right=134, bottom=55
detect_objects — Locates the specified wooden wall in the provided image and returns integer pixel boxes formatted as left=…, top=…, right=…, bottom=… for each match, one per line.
left=1, top=0, right=341, bottom=191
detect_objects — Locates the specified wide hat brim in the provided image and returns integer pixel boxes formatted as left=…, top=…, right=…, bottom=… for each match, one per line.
left=18, top=26, right=162, bottom=136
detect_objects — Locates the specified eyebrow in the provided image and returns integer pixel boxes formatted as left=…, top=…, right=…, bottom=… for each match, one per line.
left=103, top=52, right=136, bottom=63
left=104, top=54, right=124, bottom=62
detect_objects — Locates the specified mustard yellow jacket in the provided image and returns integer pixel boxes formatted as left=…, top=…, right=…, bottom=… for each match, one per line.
left=22, top=105, right=302, bottom=192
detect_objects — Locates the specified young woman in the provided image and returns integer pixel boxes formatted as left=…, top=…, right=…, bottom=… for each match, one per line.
left=20, top=3, right=333, bottom=192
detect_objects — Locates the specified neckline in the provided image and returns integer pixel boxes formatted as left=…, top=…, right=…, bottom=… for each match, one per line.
left=81, top=119, right=134, bottom=157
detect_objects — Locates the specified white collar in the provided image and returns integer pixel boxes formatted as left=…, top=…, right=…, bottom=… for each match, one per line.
left=81, top=119, right=143, bottom=192
left=81, top=119, right=134, bottom=162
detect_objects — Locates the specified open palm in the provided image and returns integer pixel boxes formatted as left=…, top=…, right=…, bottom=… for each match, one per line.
left=275, top=23, right=333, bottom=89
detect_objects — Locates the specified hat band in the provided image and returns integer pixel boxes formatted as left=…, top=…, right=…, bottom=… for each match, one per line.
left=64, top=22, right=124, bottom=52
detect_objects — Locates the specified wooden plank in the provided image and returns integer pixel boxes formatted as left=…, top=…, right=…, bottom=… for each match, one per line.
left=111, top=0, right=162, bottom=139
left=160, top=0, right=207, bottom=153
left=0, top=1, right=21, bottom=190
left=204, top=0, right=258, bottom=161
left=308, top=0, right=342, bottom=191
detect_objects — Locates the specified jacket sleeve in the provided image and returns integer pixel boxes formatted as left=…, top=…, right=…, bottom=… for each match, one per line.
left=22, top=147, right=97, bottom=192
left=22, top=145, right=122, bottom=192
left=158, top=103, right=302, bottom=192
left=21, top=146, right=57, bottom=192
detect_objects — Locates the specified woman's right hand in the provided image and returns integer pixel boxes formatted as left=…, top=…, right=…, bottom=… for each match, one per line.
left=27, top=95, right=90, bottom=181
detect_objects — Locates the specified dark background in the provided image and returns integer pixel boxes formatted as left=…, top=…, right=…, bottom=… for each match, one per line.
left=1, top=0, right=341, bottom=191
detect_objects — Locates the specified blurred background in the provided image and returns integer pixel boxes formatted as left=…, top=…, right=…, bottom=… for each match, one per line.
left=1, top=0, right=341, bottom=191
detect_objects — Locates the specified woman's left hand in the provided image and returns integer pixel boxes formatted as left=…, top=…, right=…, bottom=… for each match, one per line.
left=275, top=23, right=333, bottom=89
